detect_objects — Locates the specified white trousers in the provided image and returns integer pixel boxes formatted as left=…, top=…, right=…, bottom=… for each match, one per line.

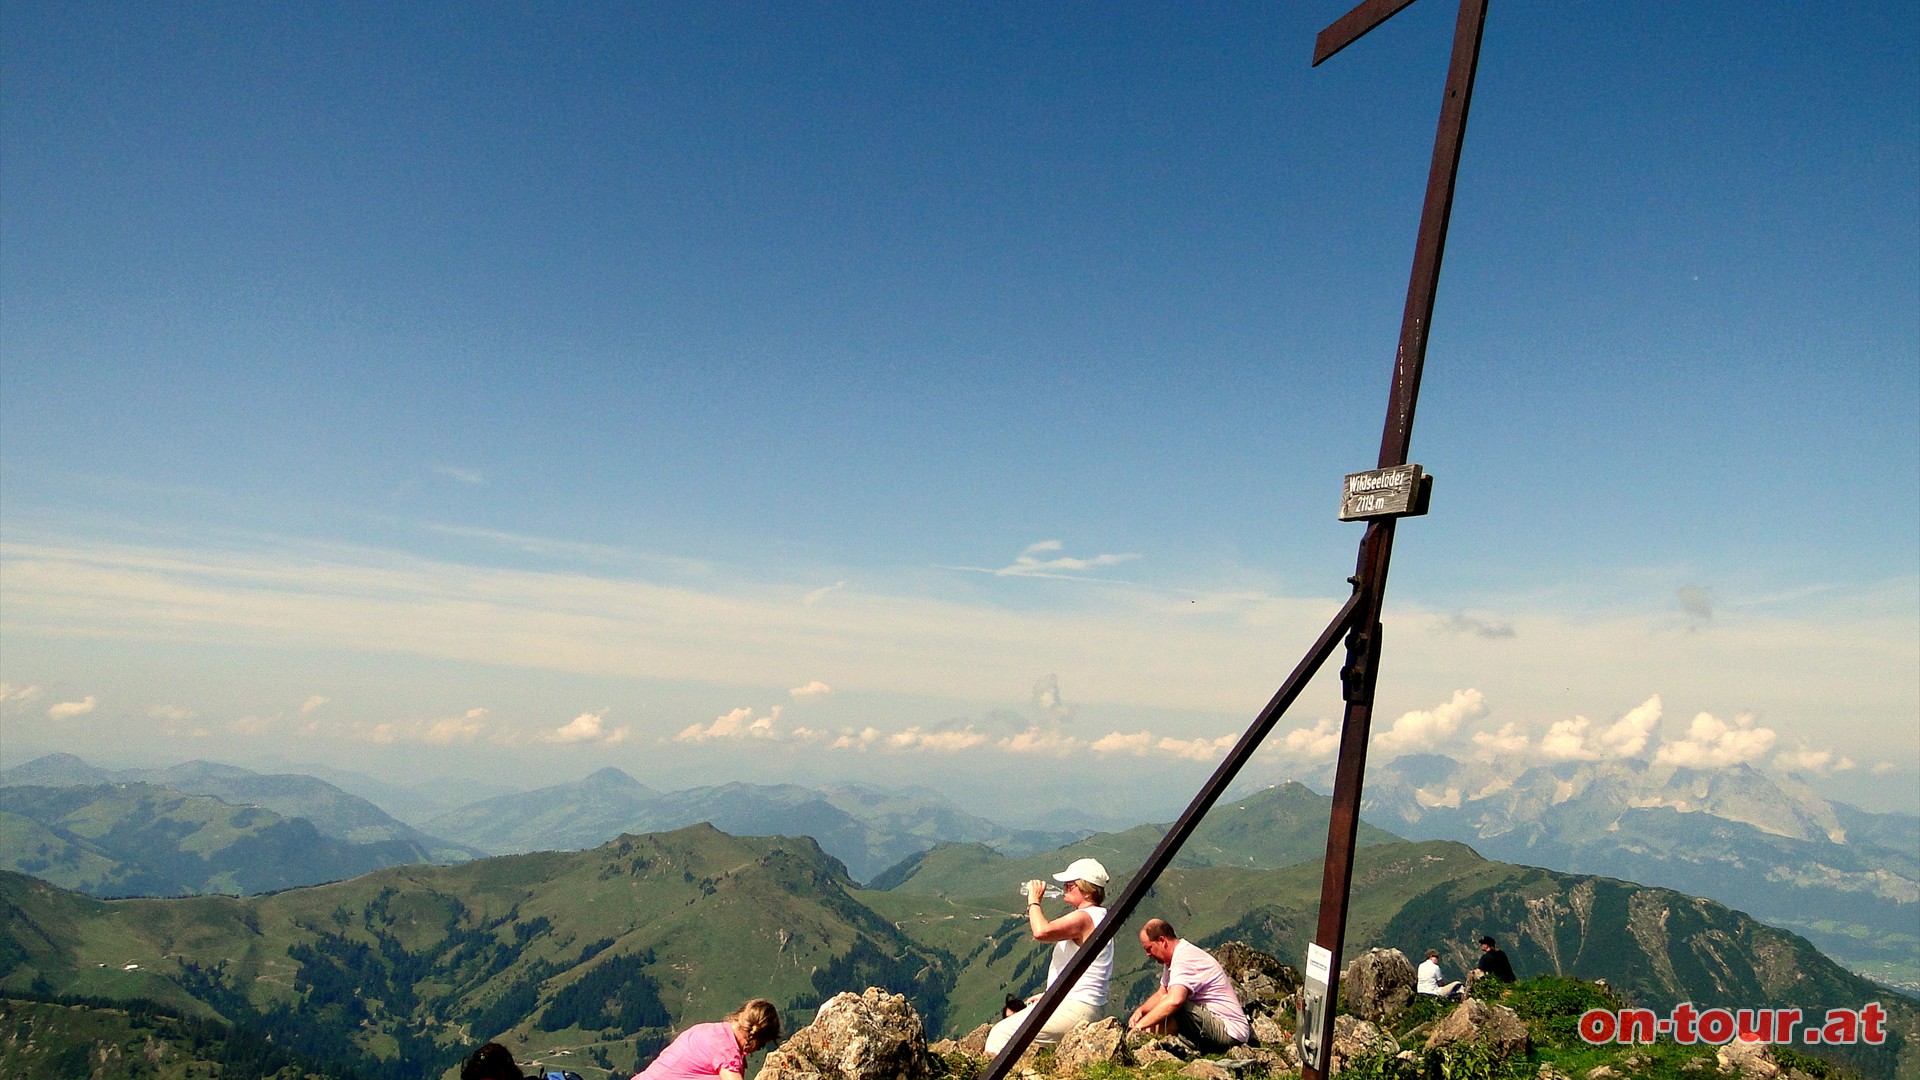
left=984, top=998, right=1100, bottom=1056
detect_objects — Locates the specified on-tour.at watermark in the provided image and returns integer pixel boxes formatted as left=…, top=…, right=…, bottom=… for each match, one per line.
left=1579, top=1003, right=1889, bottom=1046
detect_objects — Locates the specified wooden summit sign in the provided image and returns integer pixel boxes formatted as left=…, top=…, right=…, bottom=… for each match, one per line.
left=1339, top=463, right=1431, bottom=521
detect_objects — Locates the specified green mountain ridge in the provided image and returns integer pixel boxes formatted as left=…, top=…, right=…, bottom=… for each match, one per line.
left=1, top=781, right=1914, bottom=1078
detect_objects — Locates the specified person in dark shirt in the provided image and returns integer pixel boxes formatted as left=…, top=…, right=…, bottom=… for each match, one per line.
left=1469, top=935, right=1515, bottom=990
left=461, top=1042, right=527, bottom=1080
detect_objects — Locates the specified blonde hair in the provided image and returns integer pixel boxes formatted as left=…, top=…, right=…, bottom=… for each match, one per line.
left=728, top=998, right=781, bottom=1050
left=1074, top=880, right=1106, bottom=905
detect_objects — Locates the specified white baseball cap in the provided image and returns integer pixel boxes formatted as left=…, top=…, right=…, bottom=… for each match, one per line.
left=1052, top=857, right=1110, bottom=889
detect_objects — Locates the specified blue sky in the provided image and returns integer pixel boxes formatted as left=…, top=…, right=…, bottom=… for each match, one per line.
left=3, top=1, right=1916, bottom=820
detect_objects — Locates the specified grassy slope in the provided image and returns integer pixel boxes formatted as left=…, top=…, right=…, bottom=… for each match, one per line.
left=3, top=825, right=954, bottom=1077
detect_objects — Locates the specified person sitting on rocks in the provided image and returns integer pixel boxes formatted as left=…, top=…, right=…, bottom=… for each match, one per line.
left=462, top=1042, right=528, bottom=1080
left=1126, top=918, right=1251, bottom=1054
left=633, top=998, right=780, bottom=1080
left=1466, top=935, right=1515, bottom=991
left=984, top=858, right=1116, bottom=1057
left=1417, top=948, right=1464, bottom=1001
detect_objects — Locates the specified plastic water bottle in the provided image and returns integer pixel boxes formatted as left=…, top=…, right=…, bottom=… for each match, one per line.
left=1017, top=881, right=1065, bottom=899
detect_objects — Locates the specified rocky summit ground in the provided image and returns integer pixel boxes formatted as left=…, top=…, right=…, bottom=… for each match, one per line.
left=753, top=951, right=1894, bottom=1080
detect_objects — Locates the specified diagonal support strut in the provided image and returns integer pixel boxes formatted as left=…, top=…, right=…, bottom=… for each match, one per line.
left=974, top=4, right=1489, bottom=1076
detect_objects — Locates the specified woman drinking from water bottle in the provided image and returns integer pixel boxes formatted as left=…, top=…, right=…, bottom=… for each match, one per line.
left=984, top=857, right=1115, bottom=1057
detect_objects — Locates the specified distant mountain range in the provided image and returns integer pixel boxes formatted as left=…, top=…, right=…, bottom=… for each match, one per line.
left=418, top=766, right=1087, bottom=881
left=8, top=748, right=1915, bottom=1003
left=0, top=754, right=1083, bottom=892
left=3, top=782, right=1913, bottom=1079
left=0, top=754, right=481, bottom=897
left=1358, top=754, right=1920, bottom=992
left=0, top=753, right=474, bottom=855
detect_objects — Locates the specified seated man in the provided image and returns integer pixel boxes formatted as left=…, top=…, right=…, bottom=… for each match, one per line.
left=1417, top=948, right=1463, bottom=1001
left=1127, top=919, right=1250, bottom=1053
left=1465, top=935, right=1516, bottom=991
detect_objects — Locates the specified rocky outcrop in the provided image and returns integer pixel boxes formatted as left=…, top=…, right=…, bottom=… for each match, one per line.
left=1424, top=997, right=1530, bottom=1058
left=1212, top=940, right=1299, bottom=1018
left=1716, top=1039, right=1782, bottom=1079
left=758, top=988, right=932, bottom=1080
left=1248, top=1013, right=1285, bottom=1047
left=1329, top=1014, right=1399, bottom=1074
left=1341, top=947, right=1417, bottom=1022
left=1053, top=1016, right=1129, bottom=1072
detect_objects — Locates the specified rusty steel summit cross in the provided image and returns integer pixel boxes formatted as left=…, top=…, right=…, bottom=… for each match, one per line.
left=976, top=2, right=1491, bottom=1079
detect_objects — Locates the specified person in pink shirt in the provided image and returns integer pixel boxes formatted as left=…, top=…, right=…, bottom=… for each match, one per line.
left=1127, top=918, right=1250, bottom=1053
left=633, top=999, right=780, bottom=1080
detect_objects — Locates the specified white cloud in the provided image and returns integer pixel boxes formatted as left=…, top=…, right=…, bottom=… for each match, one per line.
left=1432, top=613, right=1516, bottom=639
left=1772, top=747, right=1855, bottom=775
left=886, top=725, right=988, bottom=752
left=804, top=582, right=846, bottom=606
left=1654, top=710, right=1776, bottom=768
left=0, top=536, right=1911, bottom=777
left=832, top=727, right=882, bottom=751
left=1, top=683, right=41, bottom=704
left=47, top=696, right=97, bottom=719
left=1091, top=731, right=1156, bottom=756
left=232, top=714, right=274, bottom=735
left=1375, top=689, right=1485, bottom=755
left=1870, top=762, right=1897, bottom=775
left=1540, top=695, right=1662, bottom=761
left=300, top=695, right=329, bottom=716
left=677, top=705, right=784, bottom=743
left=1156, top=734, right=1236, bottom=762
left=148, top=704, right=197, bottom=722
left=432, top=465, right=485, bottom=485
left=1281, top=718, right=1341, bottom=760
left=423, top=708, right=490, bottom=745
left=999, top=727, right=1082, bottom=756
left=547, top=709, right=627, bottom=745
left=989, top=540, right=1141, bottom=579
left=789, top=680, right=833, bottom=700
left=1471, top=722, right=1530, bottom=759
left=1599, top=696, right=1662, bottom=758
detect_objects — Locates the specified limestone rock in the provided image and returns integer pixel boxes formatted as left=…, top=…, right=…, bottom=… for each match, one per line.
left=1178, top=1061, right=1236, bottom=1080
left=1341, top=947, right=1417, bottom=1022
left=1248, top=1014, right=1285, bottom=1047
left=958, top=1023, right=991, bottom=1056
left=1586, top=1068, right=1617, bottom=1079
left=1212, top=941, right=1299, bottom=1017
left=1053, top=1017, right=1129, bottom=1072
left=757, top=988, right=932, bottom=1080
left=1536, top=1065, right=1572, bottom=1080
left=1134, top=1046, right=1183, bottom=1067
left=1425, top=997, right=1530, bottom=1059
left=1329, top=1014, right=1398, bottom=1075
left=1717, top=1040, right=1782, bottom=1079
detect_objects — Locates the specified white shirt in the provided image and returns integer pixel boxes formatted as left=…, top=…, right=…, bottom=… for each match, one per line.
left=1418, top=957, right=1446, bottom=995
left=1045, top=904, right=1114, bottom=1007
